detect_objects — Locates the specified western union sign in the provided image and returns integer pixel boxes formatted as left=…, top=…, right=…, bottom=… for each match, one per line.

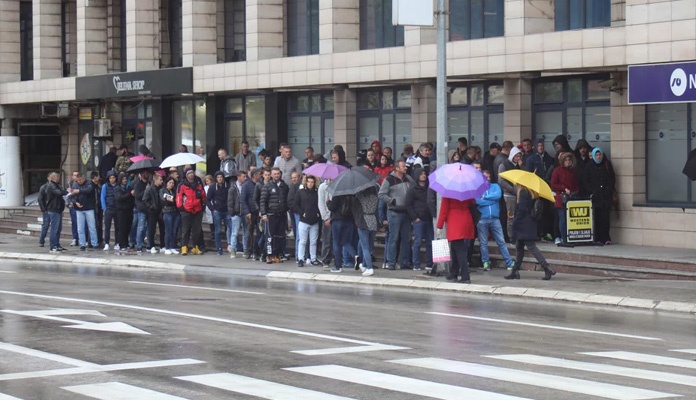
left=566, top=199, right=593, bottom=243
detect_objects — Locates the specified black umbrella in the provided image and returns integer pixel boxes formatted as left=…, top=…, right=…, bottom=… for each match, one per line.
left=327, top=167, right=379, bottom=197
left=127, top=158, right=160, bottom=172
left=683, top=148, right=696, bottom=181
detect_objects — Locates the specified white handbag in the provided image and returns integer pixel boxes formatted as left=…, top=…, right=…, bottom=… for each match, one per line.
left=432, top=239, right=451, bottom=263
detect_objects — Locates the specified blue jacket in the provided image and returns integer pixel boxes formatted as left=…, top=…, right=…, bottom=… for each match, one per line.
left=476, top=183, right=502, bottom=219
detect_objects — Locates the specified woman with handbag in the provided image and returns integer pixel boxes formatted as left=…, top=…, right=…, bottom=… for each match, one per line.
left=550, top=152, right=579, bottom=245
left=505, top=185, right=556, bottom=280
left=584, top=147, right=616, bottom=245
left=436, top=196, right=475, bottom=284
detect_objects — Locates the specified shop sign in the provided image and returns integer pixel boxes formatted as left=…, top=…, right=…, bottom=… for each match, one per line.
left=565, top=199, right=593, bottom=243
left=79, top=108, right=93, bottom=120
left=76, top=68, right=193, bottom=99
left=80, top=134, right=91, bottom=166
left=629, top=61, right=696, bottom=104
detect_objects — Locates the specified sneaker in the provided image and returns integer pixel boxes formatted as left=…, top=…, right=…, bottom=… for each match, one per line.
left=413, top=266, right=422, bottom=271
left=50, top=248, right=60, bottom=254
left=554, top=237, right=562, bottom=245
left=330, top=267, right=342, bottom=273
left=150, top=247, right=158, bottom=254
left=542, top=233, right=554, bottom=242
left=114, top=244, right=120, bottom=250
left=506, top=260, right=515, bottom=270
left=136, top=247, right=143, bottom=255
left=482, top=262, right=491, bottom=271
left=70, top=239, right=77, bottom=246
left=39, top=243, right=45, bottom=247
left=425, top=266, right=433, bottom=271
left=230, top=252, right=237, bottom=258
left=164, top=249, right=172, bottom=255
left=359, top=264, right=366, bottom=272
left=354, top=256, right=361, bottom=271
left=311, top=260, right=322, bottom=266
left=103, top=244, right=110, bottom=251
left=56, top=247, right=66, bottom=252
left=79, top=246, right=86, bottom=251
left=387, top=264, right=396, bottom=270
left=171, top=248, right=179, bottom=255
left=362, top=269, right=374, bottom=277
left=298, top=260, right=305, bottom=267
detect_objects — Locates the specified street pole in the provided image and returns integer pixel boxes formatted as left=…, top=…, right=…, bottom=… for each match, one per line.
left=435, top=0, right=447, bottom=235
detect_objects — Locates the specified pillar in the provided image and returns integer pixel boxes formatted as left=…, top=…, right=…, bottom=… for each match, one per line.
left=246, top=0, right=283, bottom=60
left=411, top=83, right=437, bottom=146
left=0, top=0, right=21, bottom=83
left=334, top=88, right=358, bottom=164
left=503, top=78, right=532, bottom=144
left=505, top=0, right=554, bottom=36
left=33, top=0, right=63, bottom=79
left=182, top=0, right=217, bottom=66
left=126, top=0, right=160, bottom=71
left=319, top=0, right=359, bottom=54
left=77, top=0, right=108, bottom=76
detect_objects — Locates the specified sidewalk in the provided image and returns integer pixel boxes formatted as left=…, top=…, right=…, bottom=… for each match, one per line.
left=0, top=233, right=694, bottom=315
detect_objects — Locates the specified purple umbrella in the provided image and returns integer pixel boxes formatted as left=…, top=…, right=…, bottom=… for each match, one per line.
left=429, top=163, right=489, bottom=201
left=303, top=162, right=347, bottom=180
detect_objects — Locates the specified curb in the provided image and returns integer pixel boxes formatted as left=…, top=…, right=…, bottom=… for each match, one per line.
left=2, top=252, right=695, bottom=315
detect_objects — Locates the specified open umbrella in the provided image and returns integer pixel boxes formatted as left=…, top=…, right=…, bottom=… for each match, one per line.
left=303, top=163, right=347, bottom=180
left=159, top=153, right=206, bottom=169
left=499, top=169, right=554, bottom=202
left=327, top=167, right=379, bottom=196
left=130, top=155, right=153, bottom=163
left=683, top=148, right=696, bottom=181
left=429, top=163, right=489, bottom=201
left=126, top=158, right=160, bottom=172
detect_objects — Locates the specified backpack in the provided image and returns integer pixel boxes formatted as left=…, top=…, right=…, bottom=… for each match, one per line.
left=531, top=198, right=544, bottom=221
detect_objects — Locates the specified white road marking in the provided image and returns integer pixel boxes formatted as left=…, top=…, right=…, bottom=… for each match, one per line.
left=0, top=271, right=16, bottom=274
left=128, top=281, right=266, bottom=295
left=584, top=351, right=696, bottom=369
left=178, top=373, right=355, bottom=400
left=0, top=394, right=23, bottom=399
left=286, top=364, right=534, bottom=400
left=487, top=354, right=696, bottom=388
left=0, top=342, right=97, bottom=367
left=63, top=382, right=189, bottom=400
left=426, top=312, right=663, bottom=341
left=390, top=357, right=677, bottom=400
left=0, top=359, right=204, bottom=382
left=2, top=309, right=150, bottom=335
left=672, top=349, right=696, bottom=355
left=292, top=344, right=410, bottom=356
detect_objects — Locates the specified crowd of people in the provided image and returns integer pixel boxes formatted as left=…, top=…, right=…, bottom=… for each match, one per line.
left=36, top=134, right=616, bottom=283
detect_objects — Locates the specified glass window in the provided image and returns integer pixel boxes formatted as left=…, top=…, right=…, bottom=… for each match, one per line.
left=396, top=90, right=412, bottom=108
left=450, top=0, right=504, bottom=41
left=287, top=93, right=334, bottom=155
left=245, top=96, right=266, bottom=155
left=382, top=91, right=394, bottom=109
left=587, top=80, right=611, bottom=101
left=449, top=88, right=468, bottom=106
left=227, top=98, right=243, bottom=114
left=647, top=104, right=688, bottom=203
left=323, top=95, right=334, bottom=111
left=20, top=1, right=33, bottom=81
left=471, top=85, right=485, bottom=106
left=195, top=100, right=207, bottom=159
left=288, top=115, right=312, bottom=159
left=358, top=92, right=381, bottom=110
left=487, top=85, right=504, bottom=104
left=535, top=111, right=563, bottom=157
left=360, top=0, right=404, bottom=49
left=224, top=0, right=246, bottom=62
left=359, top=116, right=381, bottom=149
left=447, top=82, right=504, bottom=155
left=287, top=0, right=319, bottom=56
left=226, top=120, right=244, bottom=158
left=568, top=79, right=583, bottom=103
left=168, top=0, right=183, bottom=68
left=357, top=88, right=412, bottom=156
left=173, top=101, right=194, bottom=157
left=535, top=82, right=564, bottom=104
left=556, top=0, right=610, bottom=31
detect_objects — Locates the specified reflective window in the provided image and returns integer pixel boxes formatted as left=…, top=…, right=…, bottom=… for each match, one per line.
left=224, top=96, right=267, bottom=159
left=450, top=0, right=505, bottom=41
left=360, top=0, right=404, bottom=49
left=287, top=0, right=319, bottom=56
left=647, top=104, right=690, bottom=203
left=287, top=92, right=334, bottom=157
left=447, top=83, right=504, bottom=160
left=357, top=88, right=412, bottom=156
left=556, top=0, right=610, bottom=31
left=224, top=0, right=246, bottom=62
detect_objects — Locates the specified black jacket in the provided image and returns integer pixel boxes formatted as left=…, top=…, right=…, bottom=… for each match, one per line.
left=240, top=179, right=258, bottom=216
left=287, top=182, right=302, bottom=214
left=143, top=183, right=163, bottom=213
left=133, top=179, right=149, bottom=212
left=260, top=180, right=289, bottom=215
left=73, top=180, right=96, bottom=211
left=38, top=183, right=49, bottom=213
left=584, top=159, right=616, bottom=209
left=160, top=187, right=177, bottom=213
left=512, top=189, right=538, bottom=242
left=294, top=187, right=320, bottom=225
left=114, top=184, right=135, bottom=212
left=45, top=181, right=66, bottom=213
left=253, top=180, right=265, bottom=212
left=405, top=170, right=437, bottom=222
left=207, top=180, right=230, bottom=213
left=327, top=195, right=352, bottom=221
left=227, top=183, right=241, bottom=216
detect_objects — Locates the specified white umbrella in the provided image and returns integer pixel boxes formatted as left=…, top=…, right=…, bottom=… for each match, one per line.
left=159, top=153, right=206, bottom=169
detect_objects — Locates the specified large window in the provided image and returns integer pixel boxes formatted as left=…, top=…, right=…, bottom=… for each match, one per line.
left=288, top=93, right=334, bottom=158
left=360, top=0, right=404, bottom=49
left=168, top=0, right=183, bottom=68
left=173, top=100, right=207, bottom=172
left=448, top=83, right=504, bottom=156
left=357, top=88, right=411, bottom=156
left=20, top=1, right=33, bottom=81
left=646, top=104, right=696, bottom=205
left=532, top=76, right=611, bottom=159
left=450, top=0, right=504, bottom=41
left=287, top=0, right=319, bottom=56
left=555, top=0, right=610, bottom=31
left=225, top=96, right=266, bottom=159
left=224, top=0, right=246, bottom=62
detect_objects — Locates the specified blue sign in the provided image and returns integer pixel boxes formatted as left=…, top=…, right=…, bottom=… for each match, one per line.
left=629, top=62, right=696, bottom=104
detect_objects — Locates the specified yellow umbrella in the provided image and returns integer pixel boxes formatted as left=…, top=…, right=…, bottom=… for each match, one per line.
left=499, top=170, right=555, bottom=202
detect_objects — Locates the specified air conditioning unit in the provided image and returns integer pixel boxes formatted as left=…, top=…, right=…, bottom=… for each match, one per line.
left=93, top=119, right=112, bottom=137
left=40, top=103, right=58, bottom=118
left=57, top=103, right=70, bottom=118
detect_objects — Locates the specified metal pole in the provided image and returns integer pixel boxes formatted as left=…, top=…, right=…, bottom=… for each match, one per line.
left=435, top=0, right=447, bottom=234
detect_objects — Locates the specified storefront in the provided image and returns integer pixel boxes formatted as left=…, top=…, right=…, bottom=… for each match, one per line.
left=447, top=82, right=504, bottom=155
left=357, top=87, right=412, bottom=156
left=287, top=92, right=334, bottom=158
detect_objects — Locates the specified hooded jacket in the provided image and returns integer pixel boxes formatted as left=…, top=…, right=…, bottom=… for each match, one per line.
left=100, top=170, right=118, bottom=210
left=133, top=176, right=149, bottom=212
left=552, top=134, right=572, bottom=162
left=352, top=186, right=379, bottom=231
left=374, top=164, right=394, bottom=184
left=378, top=170, right=415, bottom=212
left=498, top=147, right=522, bottom=196
left=584, top=148, right=615, bottom=209
left=176, top=175, right=206, bottom=214
left=551, top=152, right=580, bottom=208
left=405, top=167, right=437, bottom=222
left=476, top=182, right=503, bottom=219
left=114, top=173, right=135, bottom=212
left=220, top=155, right=238, bottom=178
left=206, top=171, right=230, bottom=213
left=294, top=184, right=321, bottom=225
left=525, top=141, right=554, bottom=180
left=574, top=139, right=592, bottom=168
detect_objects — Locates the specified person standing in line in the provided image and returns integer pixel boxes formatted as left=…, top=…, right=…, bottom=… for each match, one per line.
left=113, top=173, right=134, bottom=255
left=68, top=171, right=80, bottom=246
left=353, top=185, right=379, bottom=276
left=287, top=171, right=302, bottom=260
left=254, top=169, right=271, bottom=261
left=227, top=171, right=245, bottom=257
left=45, top=172, right=66, bottom=253
left=317, top=177, right=333, bottom=268
left=498, top=145, right=524, bottom=240
left=436, top=195, right=475, bottom=284
left=274, top=145, right=302, bottom=186
left=260, top=167, right=289, bottom=263
left=294, top=175, right=322, bottom=267
left=206, top=171, right=230, bottom=256
left=378, top=160, right=415, bottom=270
left=327, top=193, right=355, bottom=273
left=90, top=171, right=103, bottom=247
left=101, top=171, right=119, bottom=251
left=218, top=148, right=238, bottom=179
left=476, top=170, right=515, bottom=271
left=235, top=140, right=257, bottom=173
left=405, top=167, right=436, bottom=272
left=37, top=173, right=51, bottom=248
left=71, top=173, right=99, bottom=251
left=241, top=169, right=261, bottom=259
left=176, top=169, right=206, bottom=256
left=505, top=185, right=556, bottom=280
left=584, top=147, right=615, bottom=245
left=143, top=173, right=165, bottom=253
left=160, top=177, right=180, bottom=255
left=551, top=152, right=579, bottom=245
left=132, top=170, right=151, bottom=254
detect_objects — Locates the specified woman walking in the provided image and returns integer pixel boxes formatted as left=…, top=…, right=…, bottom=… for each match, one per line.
left=584, top=147, right=615, bottom=245
left=436, top=196, right=475, bottom=283
left=294, top=175, right=322, bottom=267
left=505, top=185, right=556, bottom=280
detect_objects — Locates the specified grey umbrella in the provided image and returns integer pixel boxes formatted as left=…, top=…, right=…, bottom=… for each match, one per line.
left=327, top=167, right=379, bottom=197
left=127, top=158, right=160, bottom=172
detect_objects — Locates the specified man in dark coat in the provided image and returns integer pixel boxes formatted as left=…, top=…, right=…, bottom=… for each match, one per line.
left=100, top=146, right=118, bottom=182
left=405, top=167, right=436, bottom=271
left=207, top=171, right=230, bottom=255
left=260, top=168, right=289, bottom=263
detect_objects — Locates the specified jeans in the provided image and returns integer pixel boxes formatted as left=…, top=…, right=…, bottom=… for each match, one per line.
left=331, top=219, right=355, bottom=267
left=320, top=221, right=333, bottom=265
left=213, top=210, right=229, bottom=251
left=297, top=221, right=319, bottom=262
left=411, top=219, right=434, bottom=268
left=293, top=213, right=300, bottom=259
left=228, top=215, right=241, bottom=251
left=386, top=211, right=412, bottom=267
left=76, top=209, right=98, bottom=247
left=70, top=207, right=78, bottom=240
left=477, top=218, right=512, bottom=264
left=147, top=210, right=164, bottom=249
left=239, top=216, right=248, bottom=252
left=103, top=208, right=118, bottom=246
left=95, top=208, right=103, bottom=244
left=357, top=229, right=376, bottom=270
left=245, top=214, right=260, bottom=256
left=135, top=211, right=148, bottom=249
left=163, top=212, right=181, bottom=250
left=557, top=208, right=567, bottom=242
left=39, top=212, right=50, bottom=245
left=47, top=211, right=62, bottom=250
left=129, top=208, right=138, bottom=246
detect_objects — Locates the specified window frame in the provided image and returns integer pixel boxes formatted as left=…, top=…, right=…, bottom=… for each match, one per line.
left=447, top=82, right=504, bottom=154
left=356, top=87, right=412, bottom=153
left=224, top=0, right=246, bottom=62
left=224, top=95, right=267, bottom=157
left=555, top=0, right=611, bottom=31
left=20, top=1, right=33, bottom=81
left=359, top=0, right=404, bottom=50
left=287, top=0, right=319, bottom=57
left=287, top=92, right=334, bottom=156
left=449, top=0, right=505, bottom=41
left=168, top=0, right=183, bottom=68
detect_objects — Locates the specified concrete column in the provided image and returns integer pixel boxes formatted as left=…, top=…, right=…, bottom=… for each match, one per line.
left=503, top=78, right=532, bottom=144
left=182, top=0, right=217, bottom=66
left=0, top=0, right=21, bottom=83
left=410, top=83, right=437, bottom=146
left=33, top=0, right=63, bottom=79
left=333, top=88, right=358, bottom=165
left=505, top=0, right=554, bottom=36
left=246, top=0, right=283, bottom=60
left=319, top=0, right=359, bottom=54
left=77, top=0, right=108, bottom=76
left=126, top=0, right=160, bottom=71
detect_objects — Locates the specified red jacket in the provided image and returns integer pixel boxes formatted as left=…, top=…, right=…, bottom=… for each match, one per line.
left=436, top=197, right=475, bottom=242
left=551, top=166, right=579, bottom=208
left=176, top=180, right=206, bottom=214
left=374, top=165, right=394, bottom=184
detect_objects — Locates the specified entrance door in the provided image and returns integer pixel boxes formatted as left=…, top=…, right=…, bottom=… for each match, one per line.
left=18, top=123, right=61, bottom=195
left=226, top=119, right=244, bottom=156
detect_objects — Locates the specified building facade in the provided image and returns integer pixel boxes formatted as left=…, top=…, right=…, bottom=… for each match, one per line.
left=0, top=0, right=694, bottom=248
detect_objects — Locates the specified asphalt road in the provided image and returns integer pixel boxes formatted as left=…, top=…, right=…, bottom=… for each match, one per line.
left=0, top=261, right=694, bottom=400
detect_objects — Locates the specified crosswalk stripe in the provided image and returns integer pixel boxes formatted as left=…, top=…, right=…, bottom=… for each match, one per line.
left=285, top=364, right=535, bottom=400
left=584, top=351, right=696, bottom=370
left=672, top=349, right=696, bottom=355
left=176, top=372, right=355, bottom=400
left=487, top=354, right=696, bottom=387
left=62, top=382, right=188, bottom=400
left=390, top=358, right=677, bottom=400
left=0, top=394, right=23, bottom=399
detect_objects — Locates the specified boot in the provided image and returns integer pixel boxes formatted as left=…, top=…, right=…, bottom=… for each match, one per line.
left=181, top=245, right=188, bottom=256
left=504, top=267, right=520, bottom=280
left=191, top=246, right=202, bottom=255
left=541, top=264, right=556, bottom=280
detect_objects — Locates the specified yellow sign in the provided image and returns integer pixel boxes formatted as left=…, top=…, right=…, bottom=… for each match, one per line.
left=79, top=108, right=93, bottom=120
left=566, top=199, right=593, bottom=243
left=80, top=134, right=91, bottom=165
